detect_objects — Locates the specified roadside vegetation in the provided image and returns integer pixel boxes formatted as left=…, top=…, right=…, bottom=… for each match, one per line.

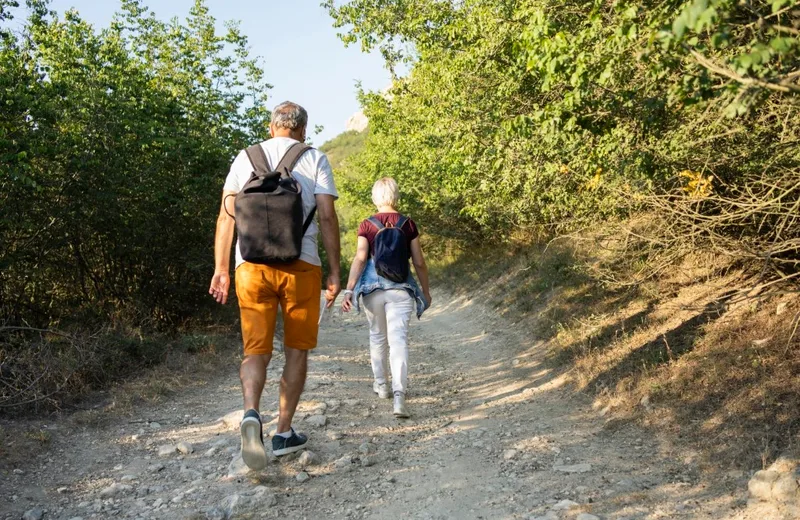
left=326, top=0, right=800, bottom=469
left=0, top=0, right=264, bottom=412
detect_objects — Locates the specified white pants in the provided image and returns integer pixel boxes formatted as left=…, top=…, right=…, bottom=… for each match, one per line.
left=363, top=289, right=414, bottom=394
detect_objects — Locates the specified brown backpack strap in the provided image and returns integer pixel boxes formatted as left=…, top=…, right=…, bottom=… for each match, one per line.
left=244, top=144, right=271, bottom=173
left=275, top=142, right=311, bottom=173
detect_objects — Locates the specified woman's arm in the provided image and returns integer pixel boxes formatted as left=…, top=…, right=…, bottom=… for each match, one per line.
left=341, top=236, right=370, bottom=312
left=410, top=238, right=432, bottom=306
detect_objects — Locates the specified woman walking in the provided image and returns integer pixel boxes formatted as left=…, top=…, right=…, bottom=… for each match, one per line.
left=341, top=178, right=432, bottom=418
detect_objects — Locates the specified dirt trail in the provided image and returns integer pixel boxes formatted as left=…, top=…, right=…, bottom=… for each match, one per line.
left=0, top=292, right=766, bottom=519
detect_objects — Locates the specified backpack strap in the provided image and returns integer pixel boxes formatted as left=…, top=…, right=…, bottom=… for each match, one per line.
left=244, top=144, right=271, bottom=173
left=275, top=142, right=315, bottom=235
left=367, top=216, right=385, bottom=231
left=395, top=216, right=409, bottom=231
left=302, top=207, right=316, bottom=234
left=276, top=142, right=311, bottom=174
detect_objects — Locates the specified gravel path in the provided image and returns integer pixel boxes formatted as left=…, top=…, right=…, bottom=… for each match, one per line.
left=0, top=292, right=768, bottom=519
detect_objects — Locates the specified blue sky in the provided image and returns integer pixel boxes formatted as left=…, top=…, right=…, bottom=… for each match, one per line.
left=46, top=0, right=390, bottom=146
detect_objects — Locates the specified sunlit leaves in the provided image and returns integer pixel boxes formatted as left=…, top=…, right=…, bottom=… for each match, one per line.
left=0, top=0, right=271, bottom=327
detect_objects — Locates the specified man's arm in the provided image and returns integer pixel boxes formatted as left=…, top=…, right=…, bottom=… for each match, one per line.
left=316, top=193, right=341, bottom=307
left=209, top=190, right=236, bottom=304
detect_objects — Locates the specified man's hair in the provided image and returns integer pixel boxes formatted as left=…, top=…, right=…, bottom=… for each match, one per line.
left=271, top=101, right=308, bottom=131
left=372, top=177, right=400, bottom=209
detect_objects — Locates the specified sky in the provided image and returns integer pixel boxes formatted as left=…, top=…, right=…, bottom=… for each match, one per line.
left=45, top=0, right=390, bottom=146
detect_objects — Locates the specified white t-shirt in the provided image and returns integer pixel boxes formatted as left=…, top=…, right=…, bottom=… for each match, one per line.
left=223, top=137, right=338, bottom=268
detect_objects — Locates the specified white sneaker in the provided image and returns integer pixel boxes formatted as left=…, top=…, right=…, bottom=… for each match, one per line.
left=373, top=381, right=391, bottom=399
left=393, top=392, right=409, bottom=418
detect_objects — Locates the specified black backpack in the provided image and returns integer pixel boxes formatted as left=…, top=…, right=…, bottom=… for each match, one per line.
left=368, top=216, right=410, bottom=282
left=228, top=142, right=316, bottom=264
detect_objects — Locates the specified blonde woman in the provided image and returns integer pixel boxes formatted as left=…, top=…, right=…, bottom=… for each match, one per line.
left=341, top=178, right=432, bottom=418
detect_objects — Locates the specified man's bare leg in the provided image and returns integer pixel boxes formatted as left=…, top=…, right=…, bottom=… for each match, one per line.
left=277, top=346, right=308, bottom=433
left=240, top=354, right=271, bottom=412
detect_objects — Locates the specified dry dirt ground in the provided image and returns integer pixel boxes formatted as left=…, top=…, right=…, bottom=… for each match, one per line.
left=0, top=292, right=782, bottom=519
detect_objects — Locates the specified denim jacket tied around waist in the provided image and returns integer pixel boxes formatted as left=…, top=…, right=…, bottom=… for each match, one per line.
left=354, top=258, right=429, bottom=319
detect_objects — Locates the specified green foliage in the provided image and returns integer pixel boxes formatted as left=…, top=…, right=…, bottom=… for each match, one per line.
left=320, top=129, right=368, bottom=173
left=320, top=129, right=372, bottom=281
left=326, top=0, right=800, bottom=264
left=0, top=0, right=271, bottom=328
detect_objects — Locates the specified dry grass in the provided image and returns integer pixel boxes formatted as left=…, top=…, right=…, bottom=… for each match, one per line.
left=68, top=332, right=240, bottom=427
left=431, top=225, right=800, bottom=471
left=0, top=326, right=237, bottom=416
left=0, top=331, right=239, bottom=470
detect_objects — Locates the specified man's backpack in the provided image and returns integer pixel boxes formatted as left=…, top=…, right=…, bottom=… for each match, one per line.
left=368, top=216, right=410, bottom=283
left=230, top=142, right=316, bottom=264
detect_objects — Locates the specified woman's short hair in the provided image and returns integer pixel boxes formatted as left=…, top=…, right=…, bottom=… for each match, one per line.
left=372, top=177, right=399, bottom=209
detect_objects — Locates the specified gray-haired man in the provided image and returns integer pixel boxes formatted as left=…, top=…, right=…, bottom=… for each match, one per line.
left=209, top=101, right=341, bottom=469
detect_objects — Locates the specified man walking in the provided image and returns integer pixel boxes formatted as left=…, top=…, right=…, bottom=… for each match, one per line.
left=209, top=101, right=341, bottom=470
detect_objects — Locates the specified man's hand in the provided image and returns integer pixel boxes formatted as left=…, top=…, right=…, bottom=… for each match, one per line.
left=325, top=274, right=341, bottom=308
left=209, top=271, right=230, bottom=304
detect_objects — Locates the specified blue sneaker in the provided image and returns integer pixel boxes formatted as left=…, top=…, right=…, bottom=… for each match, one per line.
left=271, top=427, right=308, bottom=456
left=240, top=409, right=267, bottom=470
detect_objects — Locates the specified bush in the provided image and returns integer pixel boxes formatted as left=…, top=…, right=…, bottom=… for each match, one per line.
left=0, top=0, right=270, bottom=330
left=326, top=0, right=800, bottom=284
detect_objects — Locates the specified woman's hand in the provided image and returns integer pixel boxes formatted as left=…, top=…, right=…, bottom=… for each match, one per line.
left=341, top=292, right=354, bottom=313
left=424, top=290, right=433, bottom=307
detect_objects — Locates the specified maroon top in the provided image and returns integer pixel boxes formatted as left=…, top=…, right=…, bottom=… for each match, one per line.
left=357, top=213, right=420, bottom=257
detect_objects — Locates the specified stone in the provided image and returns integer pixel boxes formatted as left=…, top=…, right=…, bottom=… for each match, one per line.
left=220, top=410, right=244, bottom=429
left=360, top=455, right=377, bottom=467
left=296, top=471, right=310, bottom=483
left=99, top=483, right=132, bottom=498
left=577, top=514, right=601, bottom=520
left=305, top=414, right=328, bottom=427
left=772, top=473, right=799, bottom=503
left=311, top=402, right=329, bottom=414
left=503, top=449, right=518, bottom=460
left=204, top=507, right=226, bottom=520
left=358, top=442, right=377, bottom=455
left=749, top=470, right=779, bottom=501
left=22, top=508, right=44, bottom=520
left=226, top=454, right=252, bottom=479
left=204, top=447, right=218, bottom=457
left=530, top=513, right=558, bottom=520
left=177, top=442, right=194, bottom=455
left=158, top=445, right=177, bottom=457
left=334, top=455, right=353, bottom=470
left=777, top=302, right=788, bottom=315
left=250, top=486, right=277, bottom=506
left=553, top=463, right=592, bottom=473
left=297, top=450, right=317, bottom=468
left=551, top=499, right=579, bottom=511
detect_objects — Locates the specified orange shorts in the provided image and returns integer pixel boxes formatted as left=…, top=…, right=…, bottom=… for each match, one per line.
left=235, top=260, right=322, bottom=356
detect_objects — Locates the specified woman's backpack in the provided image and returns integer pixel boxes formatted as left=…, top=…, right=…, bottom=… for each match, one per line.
left=368, top=216, right=410, bottom=282
left=227, top=142, right=316, bottom=264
